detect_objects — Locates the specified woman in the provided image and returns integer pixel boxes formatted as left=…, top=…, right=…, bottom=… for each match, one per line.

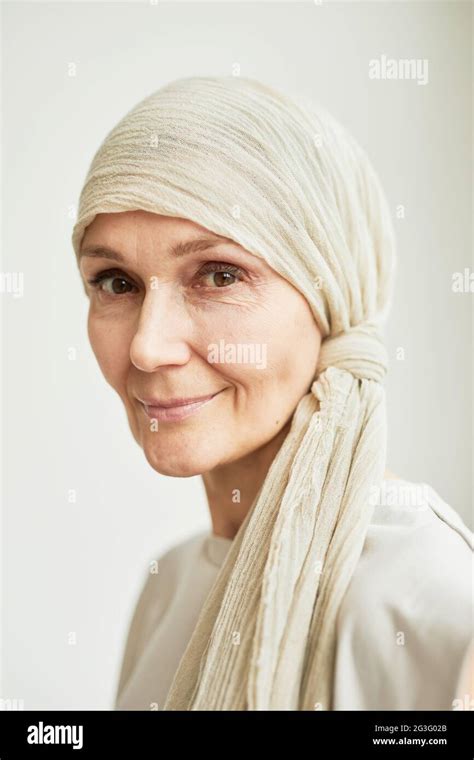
left=72, top=76, right=472, bottom=710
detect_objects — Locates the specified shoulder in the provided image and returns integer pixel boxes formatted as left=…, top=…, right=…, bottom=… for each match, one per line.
left=354, top=478, right=472, bottom=599
left=114, top=529, right=208, bottom=700
left=334, top=479, right=473, bottom=709
left=132, top=529, right=209, bottom=619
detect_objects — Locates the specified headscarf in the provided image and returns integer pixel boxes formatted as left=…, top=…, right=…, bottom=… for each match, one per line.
left=71, top=76, right=397, bottom=710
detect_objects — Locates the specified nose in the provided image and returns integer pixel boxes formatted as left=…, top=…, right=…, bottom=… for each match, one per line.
left=129, top=286, right=192, bottom=372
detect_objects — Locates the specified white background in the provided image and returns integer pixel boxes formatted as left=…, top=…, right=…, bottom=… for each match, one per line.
left=2, top=0, right=472, bottom=709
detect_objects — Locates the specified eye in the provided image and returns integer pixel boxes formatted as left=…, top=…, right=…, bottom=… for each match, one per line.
left=196, top=262, right=245, bottom=288
left=87, top=269, right=138, bottom=296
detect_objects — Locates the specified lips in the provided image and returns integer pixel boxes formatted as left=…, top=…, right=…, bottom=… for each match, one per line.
left=138, top=391, right=222, bottom=422
left=139, top=393, right=218, bottom=409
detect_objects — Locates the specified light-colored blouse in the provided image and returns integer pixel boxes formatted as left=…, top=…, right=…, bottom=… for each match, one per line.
left=114, top=478, right=473, bottom=710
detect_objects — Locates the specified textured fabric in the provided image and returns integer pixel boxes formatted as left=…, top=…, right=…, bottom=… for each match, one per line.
left=71, top=76, right=398, bottom=710
left=114, top=479, right=473, bottom=711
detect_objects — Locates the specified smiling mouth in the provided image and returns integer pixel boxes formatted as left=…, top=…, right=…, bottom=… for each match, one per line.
left=139, top=390, right=223, bottom=423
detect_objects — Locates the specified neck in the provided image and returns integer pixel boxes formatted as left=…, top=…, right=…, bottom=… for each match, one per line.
left=201, top=420, right=292, bottom=540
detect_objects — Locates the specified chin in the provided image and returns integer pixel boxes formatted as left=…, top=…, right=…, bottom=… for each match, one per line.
left=142, top=441, right=221, bottom=478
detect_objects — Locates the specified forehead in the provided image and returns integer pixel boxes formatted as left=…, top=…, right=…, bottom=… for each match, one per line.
left=80, top=211, right=242, bottom=266
left=82, top=210, right=215, bottom=244
left=78, top=211, right=282, bottom=280
left=79, top=210, right=272, bottom=272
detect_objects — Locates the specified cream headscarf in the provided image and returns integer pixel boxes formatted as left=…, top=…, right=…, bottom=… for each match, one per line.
left=71, top=76, right=397, bottom=710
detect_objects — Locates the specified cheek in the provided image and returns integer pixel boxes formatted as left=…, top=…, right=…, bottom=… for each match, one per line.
left=238, top=298, right=320, bottom=411
left=194, top=294, right=319, bottom=404
left=276, top=314, right=320, bottom=382
left=87, top=312, right=131, bottom=388
left=193, top=308, right=273, bottom=388
left=203, top=296, right=318, bottom=368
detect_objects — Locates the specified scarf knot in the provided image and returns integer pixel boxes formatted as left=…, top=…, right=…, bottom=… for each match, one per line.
left=316, top=322, right=388, bottom=383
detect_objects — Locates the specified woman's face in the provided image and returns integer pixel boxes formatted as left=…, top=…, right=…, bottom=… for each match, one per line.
left=79, top=210, right=322, bottom=476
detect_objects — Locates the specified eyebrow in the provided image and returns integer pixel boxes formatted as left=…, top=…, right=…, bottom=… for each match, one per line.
left=79, top=234, right=236, bottom=263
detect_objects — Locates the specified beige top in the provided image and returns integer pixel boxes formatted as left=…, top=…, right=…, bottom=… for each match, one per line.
left=114, top=478, right=473, bottom=710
